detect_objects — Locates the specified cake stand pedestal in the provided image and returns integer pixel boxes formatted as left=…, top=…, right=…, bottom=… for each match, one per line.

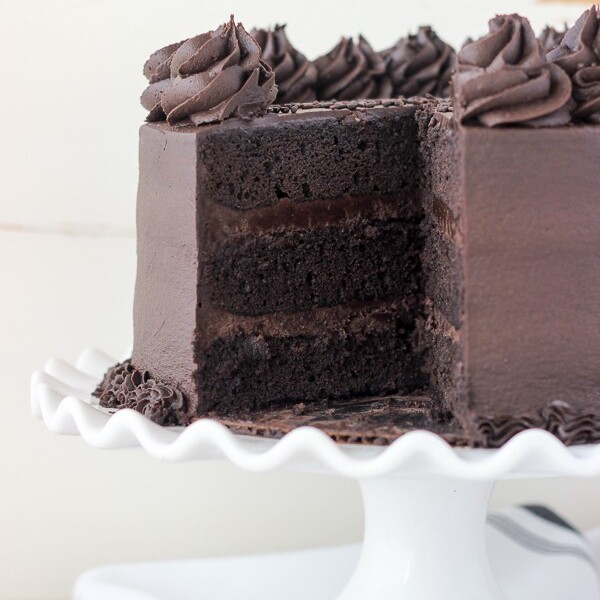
left=32, top=348, right=600, bottom=600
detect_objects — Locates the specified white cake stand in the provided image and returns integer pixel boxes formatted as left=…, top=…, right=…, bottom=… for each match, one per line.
left=31, top=348, right=600, bottom=600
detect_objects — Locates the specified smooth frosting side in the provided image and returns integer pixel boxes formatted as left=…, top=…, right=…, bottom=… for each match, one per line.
left=314, top=36, right=392, bottom=100
left=251, top=24, right=317, bottom=103
left=453, top=14, right=573, bottom=127
left=547, top=6, right=600, bottom=123
left=382, top=27, right=455, bottom=97
left=141, top=16, right=277, bottom=125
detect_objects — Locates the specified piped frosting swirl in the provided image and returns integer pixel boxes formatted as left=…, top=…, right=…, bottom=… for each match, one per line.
left=141, top=40, right=186, bottom=121
left=475, top=401, right=600, bottom=448
left=94, top=360, right=188, bottom=426
left=453, top=14, right=573, bottom=127
left=538, top=25, right=567, bottom=53
left=314, top=36, right=392, bottom=100
left=141, top=16, right=277, bottom=125
left=547, top=6, right=600, bottom=123
left=382, top=27, right=456, bottom=97
left=251, top=24, right=317, bottom=103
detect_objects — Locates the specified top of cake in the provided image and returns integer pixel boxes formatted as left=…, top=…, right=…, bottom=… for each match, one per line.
left=140, top=7, right=600, bottom=128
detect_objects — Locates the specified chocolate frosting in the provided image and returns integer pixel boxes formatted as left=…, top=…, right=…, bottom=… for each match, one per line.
left=314, top=36, right=392, bottom=100
left=573, top=66, right=600, bottom=122
left=538, top=25, right=567, bottom=53
left=251, top=24, right=317, bottom=103
left=547, top=7, right=600, bottom=123
left=94, top=360, right=188, bottom=426
left=142, top=16, right=277, bottom=125
left=382, top=27, right=456, bottom=97
left=474, top=401, right=600, bottom=448
left=454, top=14, right=573, bottom=127
left=141, top=40, right=186, bottom=121
left=546, top=7, right=599, bottom=75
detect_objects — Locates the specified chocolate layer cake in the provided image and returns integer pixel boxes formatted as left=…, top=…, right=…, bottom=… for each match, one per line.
left=95, top=12, right=600, bottom=447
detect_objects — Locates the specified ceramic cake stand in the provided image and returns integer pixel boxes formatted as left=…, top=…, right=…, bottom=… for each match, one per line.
left=32, top=348, right=600, bottom=600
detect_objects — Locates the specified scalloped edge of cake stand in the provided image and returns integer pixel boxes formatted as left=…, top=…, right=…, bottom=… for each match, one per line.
left=31, top=347, right=600, bottom=600
left=31, top=347, right=600, bottom=480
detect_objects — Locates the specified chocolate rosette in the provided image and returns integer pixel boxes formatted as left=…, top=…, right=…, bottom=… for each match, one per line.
left=141, top=40, right=187, bottom=121
left=538, top=25, right=567, bottom=53
left=572, top=66, right=600, bottom=122
left=546, top=7, right=598, bottom=75
left=251, top=24, right=317, bottom=103
left=453, top=14, right=573, bottom=127
left=141, top=16, right=277, bottom=125
left=131, top=382, right=186, bottom=426
left=94, top=360, right=187, bottom=426
left=382, top=27, right=456, bottom=97
left=547, top=6, right=600, bottom=123
left=314, top=36, right=392, bottom=100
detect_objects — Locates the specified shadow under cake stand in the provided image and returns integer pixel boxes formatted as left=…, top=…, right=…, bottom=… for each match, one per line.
left=31, top=348, right=600, bottom=600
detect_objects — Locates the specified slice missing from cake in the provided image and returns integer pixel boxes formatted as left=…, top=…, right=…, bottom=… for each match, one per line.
left=95, top=12, right=600, bottom=447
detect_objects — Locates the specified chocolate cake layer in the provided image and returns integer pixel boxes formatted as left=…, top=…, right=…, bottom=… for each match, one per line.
left=198, top=106, right=419, bottom=210
left=196, top=301, right=427, bottom=412
left=206, top=213, right=422, bottom=316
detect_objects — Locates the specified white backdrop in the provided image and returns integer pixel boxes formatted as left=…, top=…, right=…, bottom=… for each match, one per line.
left=1, top=1, right=598, bottom=599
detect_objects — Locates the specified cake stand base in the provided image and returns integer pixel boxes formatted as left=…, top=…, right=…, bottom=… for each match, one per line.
left=73, top=528, right=600, bottom=600
left=32, top=349, right=600, bottom=600
left=339, top=478, right=501, bottom=599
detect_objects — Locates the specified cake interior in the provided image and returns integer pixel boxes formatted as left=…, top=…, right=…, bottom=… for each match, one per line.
left=93, top=100, right=466, bottom=444
left=195, top=105, right=439, bottom=417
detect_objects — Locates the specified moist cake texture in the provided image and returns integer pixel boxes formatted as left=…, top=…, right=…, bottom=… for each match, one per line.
left=95, top=11, right=600, bottom=447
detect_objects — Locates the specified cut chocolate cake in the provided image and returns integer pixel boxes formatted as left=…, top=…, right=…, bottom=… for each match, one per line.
left=95, top=11, right=600, bottom=447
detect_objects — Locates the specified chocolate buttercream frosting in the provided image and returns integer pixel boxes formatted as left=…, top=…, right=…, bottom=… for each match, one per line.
left=475, top=401, right=600, bottom=448
left=454, top=14, right=573, bottom=127
left=382, top=27, right=456, bottom=97
left=141, top=40, right=187, bottom=121
left=141, top=16, right=277, bottom=125
left=251, top=24, right=317, bottom=103
left=547, top=7, right=599, bottom=75
left=547, top=7, right=600, bottom=123
left=538, top=25, right=567, bottom=53
left=314, top=36, right=392, bottom=100
left=93, top=360, right=188, bottom=426
left=572, top=66, right=600, bottom=122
